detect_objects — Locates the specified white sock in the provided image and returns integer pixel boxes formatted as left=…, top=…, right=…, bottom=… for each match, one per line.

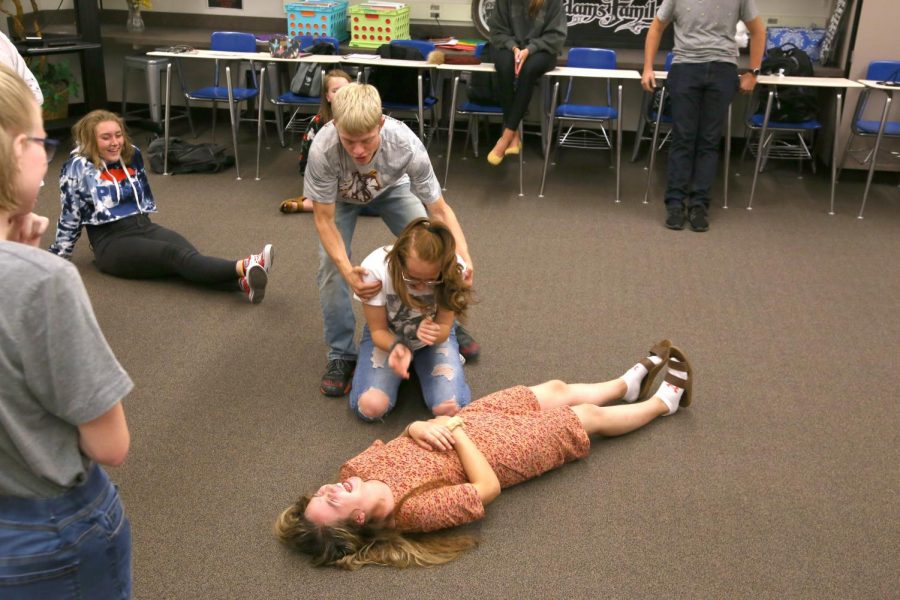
left=654, top=358, right=687, bottom=415
left=620, top=354, right=663, bottom=402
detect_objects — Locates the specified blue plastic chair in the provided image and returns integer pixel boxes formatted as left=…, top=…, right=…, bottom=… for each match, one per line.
left=839, top=61, right=900, bottom=169
left=443, top=43, right=522, bottom=194
left=631, top=51, right=674, bottom=162
left=182, top=32, right=260, bottom=177
left=539, top=48, right=619, bottom=197
left=373, top=40, right=438, bottom=144
left=268, top=35, right=342, bottom=147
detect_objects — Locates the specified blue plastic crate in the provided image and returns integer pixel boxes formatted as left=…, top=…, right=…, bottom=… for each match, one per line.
left=285, top=1, right=349, bottom=42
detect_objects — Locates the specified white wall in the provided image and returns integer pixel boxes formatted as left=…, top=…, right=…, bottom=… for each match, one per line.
left=756, top=0, right=832, bottom=27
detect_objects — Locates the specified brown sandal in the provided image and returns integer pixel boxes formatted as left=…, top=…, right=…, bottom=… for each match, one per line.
left=279, top=196, right=312, bottom=214
left=664, top=345, right=693, bottom=409
left=638, top=339, right=672, bottom=401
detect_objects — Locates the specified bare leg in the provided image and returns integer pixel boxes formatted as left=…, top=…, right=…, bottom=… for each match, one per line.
left=530, top=379, right=627, bottom=411
left=571, top=398, right=668, bottom=437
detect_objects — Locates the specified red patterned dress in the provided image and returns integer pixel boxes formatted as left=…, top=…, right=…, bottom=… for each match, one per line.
left=339, top=386, right=590, bottom=532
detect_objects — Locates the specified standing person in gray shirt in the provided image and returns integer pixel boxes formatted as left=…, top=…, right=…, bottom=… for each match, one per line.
left=305, top=83, right=478, bottom=398
left=0, top=64, right=134, bottom=599
left=642, top=0, right=765, bottom=232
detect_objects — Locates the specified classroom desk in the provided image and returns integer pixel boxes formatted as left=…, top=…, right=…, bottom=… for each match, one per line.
left=539, top=67, right=642, bottom=203
left=855, top=80, right=897, bottom=219
left=435, top=62, right=524, bottom=197
left=748, top=75, right=864, bottom=215
left=147, top=49, right=434, bottom=177
left=641, top=71, right=734, bottom=208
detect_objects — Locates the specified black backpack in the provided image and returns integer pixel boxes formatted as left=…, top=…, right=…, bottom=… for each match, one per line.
left=291, top=62, right=324, bottom=96
left=466, top=43, right=502, bottom=105
left=758, top=43, right=819, bottom=122
left=146, top=137, right=234, bottom=175
left=367, top=44, right=429, bottom=105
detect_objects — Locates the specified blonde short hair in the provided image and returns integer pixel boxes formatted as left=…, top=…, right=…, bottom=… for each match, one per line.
left=331, top=83, right=383, bottom=135
left=71, top=110, right=135, bottom=169
left=0, top=63, right=39, bottom=213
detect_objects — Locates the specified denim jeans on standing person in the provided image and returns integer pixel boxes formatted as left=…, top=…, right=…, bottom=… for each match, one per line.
left=349, top=325, right=471, bottom=421
left=317, top=182, right=428, bottom=361
left=665, top=62, right=739, bottom=209
left=0, top=465, right=132, bottom=599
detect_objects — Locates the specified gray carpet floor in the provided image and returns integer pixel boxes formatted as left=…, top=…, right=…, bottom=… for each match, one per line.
left=33, top=124, right=899, bottom=599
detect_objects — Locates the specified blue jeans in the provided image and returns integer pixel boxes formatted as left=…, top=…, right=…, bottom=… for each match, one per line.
left=665, top=62, right=739, bottom=209
left=350, top=325, right=471, bottom=421
left=318, top=183, right=428, bottom=361
left=0, top=465, right=132, bottom=599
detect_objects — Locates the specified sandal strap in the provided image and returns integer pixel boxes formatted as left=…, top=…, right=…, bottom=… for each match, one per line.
left=639, top=341, right=671, bottom=370
left=664, top=369, right=687, bottom=389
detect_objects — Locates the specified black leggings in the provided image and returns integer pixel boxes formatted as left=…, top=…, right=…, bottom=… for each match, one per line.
left=494, top=48, right=557, bottom=131
left=86, top=214, right=239, bottom=290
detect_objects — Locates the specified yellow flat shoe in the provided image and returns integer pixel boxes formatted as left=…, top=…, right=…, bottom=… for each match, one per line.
left=487, top=150, right=504, bottom=166
left=504, top=144, right=521, bottom=156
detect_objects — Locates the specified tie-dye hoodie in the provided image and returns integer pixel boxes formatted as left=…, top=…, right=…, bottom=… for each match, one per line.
left=49, top=146, right=157, bottom=259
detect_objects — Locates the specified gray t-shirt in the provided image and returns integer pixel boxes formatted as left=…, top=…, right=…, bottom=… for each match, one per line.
left=657, top=0, right=760, bottom=64
left=0, top=242, right=133, bottom=498
left=303, top=116, right=442, bottom=206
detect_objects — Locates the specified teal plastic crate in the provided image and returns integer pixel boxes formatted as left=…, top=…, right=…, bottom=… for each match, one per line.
left=285, top=1, right=349, bottom=42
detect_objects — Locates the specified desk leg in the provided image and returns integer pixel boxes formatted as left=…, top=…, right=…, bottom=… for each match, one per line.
left=418, top=72, right=425, bottom=143
left=163, top=62, right=172, bottom=176
left=442, top=75, right=459, bottom=191
left=518, top=122, right=524, bottom=197
left=616, top=83, right=623, bottom=203
left=829, top=92, right=843, bottom=215
left=256, top=67, right=265, bottom=181
left=723, top=103, right=732, bottom=209
left=858, top=93, right=892, bottom=219
left=748, top=89, right=774, bottom=210
left=538, top=81, right=560, bottom=198
left=643, top=86, right=666, bottom=204
left=226, top=66, right=241, bottom=180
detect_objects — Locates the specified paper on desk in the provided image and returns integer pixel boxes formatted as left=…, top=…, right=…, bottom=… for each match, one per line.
left=345, top=53, right=379, bottom=59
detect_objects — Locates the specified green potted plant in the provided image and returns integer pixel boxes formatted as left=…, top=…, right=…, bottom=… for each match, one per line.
left=28, top=57, right=80, bottom=120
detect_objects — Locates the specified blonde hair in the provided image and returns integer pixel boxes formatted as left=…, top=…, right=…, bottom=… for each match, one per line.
left=331, top=83, right=382, bottom=135
left=0, top=63, right=39, bottom=213
left=71, top=110, right=135, bottom=168
left=319, top=69, right=352, bottom=122
left=274, top=493, right=477, bottom=570
left=386, top=217, right=473, bottom=318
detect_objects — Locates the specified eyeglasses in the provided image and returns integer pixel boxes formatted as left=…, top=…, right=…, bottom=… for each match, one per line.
left=27, top=137, right=60, bottom=162
left=401, top=271, right=442, bottom=288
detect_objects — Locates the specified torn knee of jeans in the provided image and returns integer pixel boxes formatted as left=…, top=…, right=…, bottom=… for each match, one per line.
left=435, top=346, right=450, bottom=356
left=433, top=398, right=460, bottom=416
left=431, top=363, right=456, bottom=380
left=357, top=388, right=390, bottom=419
left=370, top=347, right=389, bottom=368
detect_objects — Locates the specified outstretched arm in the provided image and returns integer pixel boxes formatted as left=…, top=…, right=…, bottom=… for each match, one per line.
left=425, top=197, right=473, bottom=285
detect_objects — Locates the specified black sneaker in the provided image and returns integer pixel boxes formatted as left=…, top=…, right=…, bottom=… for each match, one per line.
left=455, top=324, right=481, bottom=362
left=320, top=359, right=356, bottom=397
left=688, top=205, right=709, bottom=232
left=665, top=204, right=686, bottom=230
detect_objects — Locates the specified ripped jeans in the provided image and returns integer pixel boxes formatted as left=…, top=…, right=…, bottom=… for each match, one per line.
left=350, top=325, right=471, bottom=421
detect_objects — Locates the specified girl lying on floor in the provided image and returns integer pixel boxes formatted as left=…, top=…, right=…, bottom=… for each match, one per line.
left=275, top=340, right=692, bottom=569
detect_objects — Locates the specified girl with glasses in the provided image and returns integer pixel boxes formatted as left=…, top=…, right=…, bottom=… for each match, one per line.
left=276, top=340, right=693, bottom=569
left=49, top=110, right=275, bottom=304
left=0, top=64, right=134, bottom=598
left=349, top=217, right=474, bottom=422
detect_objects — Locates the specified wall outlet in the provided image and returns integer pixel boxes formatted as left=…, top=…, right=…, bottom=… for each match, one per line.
left=430, top=3, right=440, bottom=19
left=767, top=17, right=779, bottom=24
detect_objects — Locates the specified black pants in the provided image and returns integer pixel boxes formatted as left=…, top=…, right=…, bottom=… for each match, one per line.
left=494, top=48, right=557, bottom=131
left=665, top=62, right=739, bottom=209
left=86, top=214, right=238, bottom=290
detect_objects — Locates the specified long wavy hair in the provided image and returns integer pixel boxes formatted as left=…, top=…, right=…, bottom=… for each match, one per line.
left=71, top=110, right=135, bottom=168
left=274, top=483, right=477, bottom=569
left=319, top=69, right=352, bottom=123
left=386, top=218, right=473, bottom=319
left=528, top=0, right=544, bottom=19
left=0, top=64, right=37, bottom=214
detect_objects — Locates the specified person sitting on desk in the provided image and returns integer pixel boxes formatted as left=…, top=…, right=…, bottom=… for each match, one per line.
left=487, top=0, right=567, bottom=165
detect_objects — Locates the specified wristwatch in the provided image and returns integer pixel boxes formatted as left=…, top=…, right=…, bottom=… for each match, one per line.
left=749, top=67, right=761, bottom=77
